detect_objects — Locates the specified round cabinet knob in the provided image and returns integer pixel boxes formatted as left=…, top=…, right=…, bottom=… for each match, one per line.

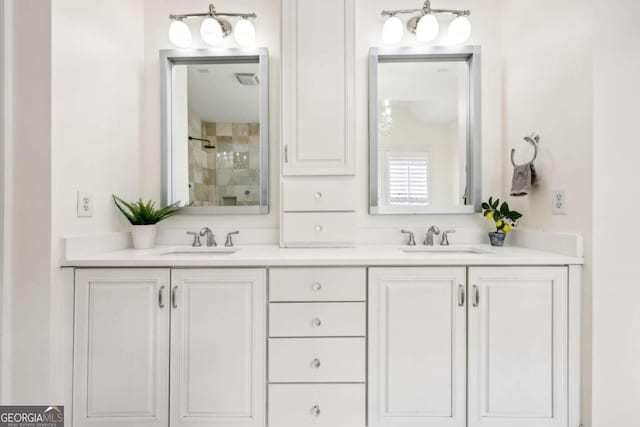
left=311, top=282, right=322, bottom=292
left=311, top=318, right=322, bottom=328
left=315, top=225, right=323, bottom=232
left=311, top=358, right=321, bottom=368
left=310, top=404, right=321, bottom=417
left=314, top=192, right=323, bottom=199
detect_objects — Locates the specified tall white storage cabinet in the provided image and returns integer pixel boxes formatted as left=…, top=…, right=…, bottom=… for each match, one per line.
left=170, top=269, right=266, bottom=427
left=73, top=269, right=170, bottom=427
left=467, top=267, right=568, bottom=427
left=368, top=268, right=468, bottom=427
left=281, top=0, right=355, bottom=176
left=280, top=0, right=357, bottom=247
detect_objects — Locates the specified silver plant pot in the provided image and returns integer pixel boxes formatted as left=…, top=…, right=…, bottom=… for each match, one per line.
left=488, top=232, right=507, bottom=247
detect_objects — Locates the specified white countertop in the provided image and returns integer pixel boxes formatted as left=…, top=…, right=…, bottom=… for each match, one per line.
left=62, top=244, right=584, bottom=268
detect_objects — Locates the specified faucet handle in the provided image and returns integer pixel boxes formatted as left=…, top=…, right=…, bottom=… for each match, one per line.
left=225, top=231, right=240, bottom=247
left=400, top=229, right=416, bottom=246
left=441, top=229, right=456, bottom=246
left=186, top=231, right=201, bottom=247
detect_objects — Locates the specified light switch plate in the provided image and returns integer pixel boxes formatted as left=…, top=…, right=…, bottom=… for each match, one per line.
left=77, top=192, right=93, bottom=217
left=551, top=190, right=567, bottom=215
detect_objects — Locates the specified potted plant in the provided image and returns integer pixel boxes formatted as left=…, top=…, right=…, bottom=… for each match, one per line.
left=113, top=195, right=187, bottom=249
left=481, top=197, right=523, bottom=247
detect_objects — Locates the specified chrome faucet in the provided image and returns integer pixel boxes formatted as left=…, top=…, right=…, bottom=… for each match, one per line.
left=440, top=229, right=456, bottom=246
left=401, top=229, right=416, bottom=246
left=225, top=231, right=240, bottom=247
left=199, top=227, right=217, bottom=247
left=424, top=226, right=440, bottom=246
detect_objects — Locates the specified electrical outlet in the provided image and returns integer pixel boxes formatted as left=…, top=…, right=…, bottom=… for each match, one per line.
left=77, top=192, right=93, bottom=217
left=551, top=190, right=567, bottom=215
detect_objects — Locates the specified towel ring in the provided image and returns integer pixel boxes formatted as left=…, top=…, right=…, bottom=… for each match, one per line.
left=511, top=133, right=540, bottom=167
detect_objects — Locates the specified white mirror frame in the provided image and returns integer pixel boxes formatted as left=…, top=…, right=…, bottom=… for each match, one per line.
left=160, top=48, right=270, bottom=215
left=369, top=46, right=482, bottom=215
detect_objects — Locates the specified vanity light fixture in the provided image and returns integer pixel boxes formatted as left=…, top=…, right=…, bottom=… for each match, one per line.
left=168, top=3, right=257, bottom=48
left=381, top=0, right=471, bottom=45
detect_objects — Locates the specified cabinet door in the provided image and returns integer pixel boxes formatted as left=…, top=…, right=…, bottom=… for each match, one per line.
left=73, top=269, right=170, bottom=427
left=368, top=268, right=467, bottom=427
left=468, top=267, right=568, bottom=427
left=170, top=269, right=266, bottom=427
left=282, top=0, right=355, bottom=175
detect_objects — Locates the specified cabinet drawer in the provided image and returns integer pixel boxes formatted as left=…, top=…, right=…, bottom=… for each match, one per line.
left=282, top=179, right=356, bottom=211
left=269, top=338, right=365, bottom=383
left=270, top=268, right=365, bottom=302
left=269, top=384, right=365, bottom=427
left=270, top=303, right=365, bottom=337
left=282, top=212, right=356, bottom=247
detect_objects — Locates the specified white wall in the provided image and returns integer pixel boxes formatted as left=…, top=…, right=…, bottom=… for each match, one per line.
left=2, top=0, right=53, bottom=403
left=592, top=1, right=640, bottom=425
left=51, top=0, right=145, bottom=238
left=498, top=1, right=593, bottom=424
left=0, top=0, right=8, bottom=402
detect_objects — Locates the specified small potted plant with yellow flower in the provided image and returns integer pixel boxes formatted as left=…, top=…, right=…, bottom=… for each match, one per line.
left=482, top=197, right=523, bottom=247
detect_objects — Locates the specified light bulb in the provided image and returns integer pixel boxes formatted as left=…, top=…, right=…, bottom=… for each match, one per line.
left=382, top=16, right=404, bottom=45
left=201, top=17, right=224, bottom=46
left=169, top=20, right=192, bottom=48
left=234, top=18, right=256, bottom=47
left=447, top=15, right=471, bottom=45
left=416, top=14, right=439, bottom=43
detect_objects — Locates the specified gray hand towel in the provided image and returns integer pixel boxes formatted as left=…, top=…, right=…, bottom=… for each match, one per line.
left=510, top=163, right=538, bottom=197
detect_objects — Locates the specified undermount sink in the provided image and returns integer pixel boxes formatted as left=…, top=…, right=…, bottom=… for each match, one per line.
left=160, top=247, right=241, bottom=256
left=401, top=245, right=492, bottom=255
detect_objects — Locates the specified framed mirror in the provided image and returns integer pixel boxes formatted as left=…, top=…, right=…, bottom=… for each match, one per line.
left=161, top=48, right=269, bottom=214
left=369, top=46, right=481, bottom=215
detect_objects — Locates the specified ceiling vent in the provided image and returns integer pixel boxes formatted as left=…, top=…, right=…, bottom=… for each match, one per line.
left=235, top=73, right=260, bottom=86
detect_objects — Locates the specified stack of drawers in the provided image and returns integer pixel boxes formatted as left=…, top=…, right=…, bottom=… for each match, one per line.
left=281, top=178, right=357, bottom=247
left=268, top=268, right=366, bottom=427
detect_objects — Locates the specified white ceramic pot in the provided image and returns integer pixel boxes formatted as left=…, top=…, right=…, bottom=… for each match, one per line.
left=131, top=224, right=157, bottom=249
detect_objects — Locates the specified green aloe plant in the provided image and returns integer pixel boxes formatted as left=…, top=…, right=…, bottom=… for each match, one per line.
left=113, top=195, right=187, bottom=225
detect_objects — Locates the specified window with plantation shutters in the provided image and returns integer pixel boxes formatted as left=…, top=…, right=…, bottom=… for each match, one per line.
left=386, top=152, right=431, bottom=206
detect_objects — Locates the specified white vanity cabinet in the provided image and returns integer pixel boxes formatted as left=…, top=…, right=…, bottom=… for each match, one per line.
left=369, top=266, right=572, bottom=427
left=70, top=260, right=579, bottom=427
left=73, top=268, right=266, bottom=427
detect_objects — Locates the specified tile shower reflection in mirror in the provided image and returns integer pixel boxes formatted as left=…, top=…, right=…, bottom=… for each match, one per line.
left=163, top=49, right=269, bottom=215
left=177, top=63, right=260, bottom=207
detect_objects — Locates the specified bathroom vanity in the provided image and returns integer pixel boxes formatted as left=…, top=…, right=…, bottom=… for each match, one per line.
left=62, top=243, right=583, bottom=427
left=59, top=3, right=582, bottom=426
